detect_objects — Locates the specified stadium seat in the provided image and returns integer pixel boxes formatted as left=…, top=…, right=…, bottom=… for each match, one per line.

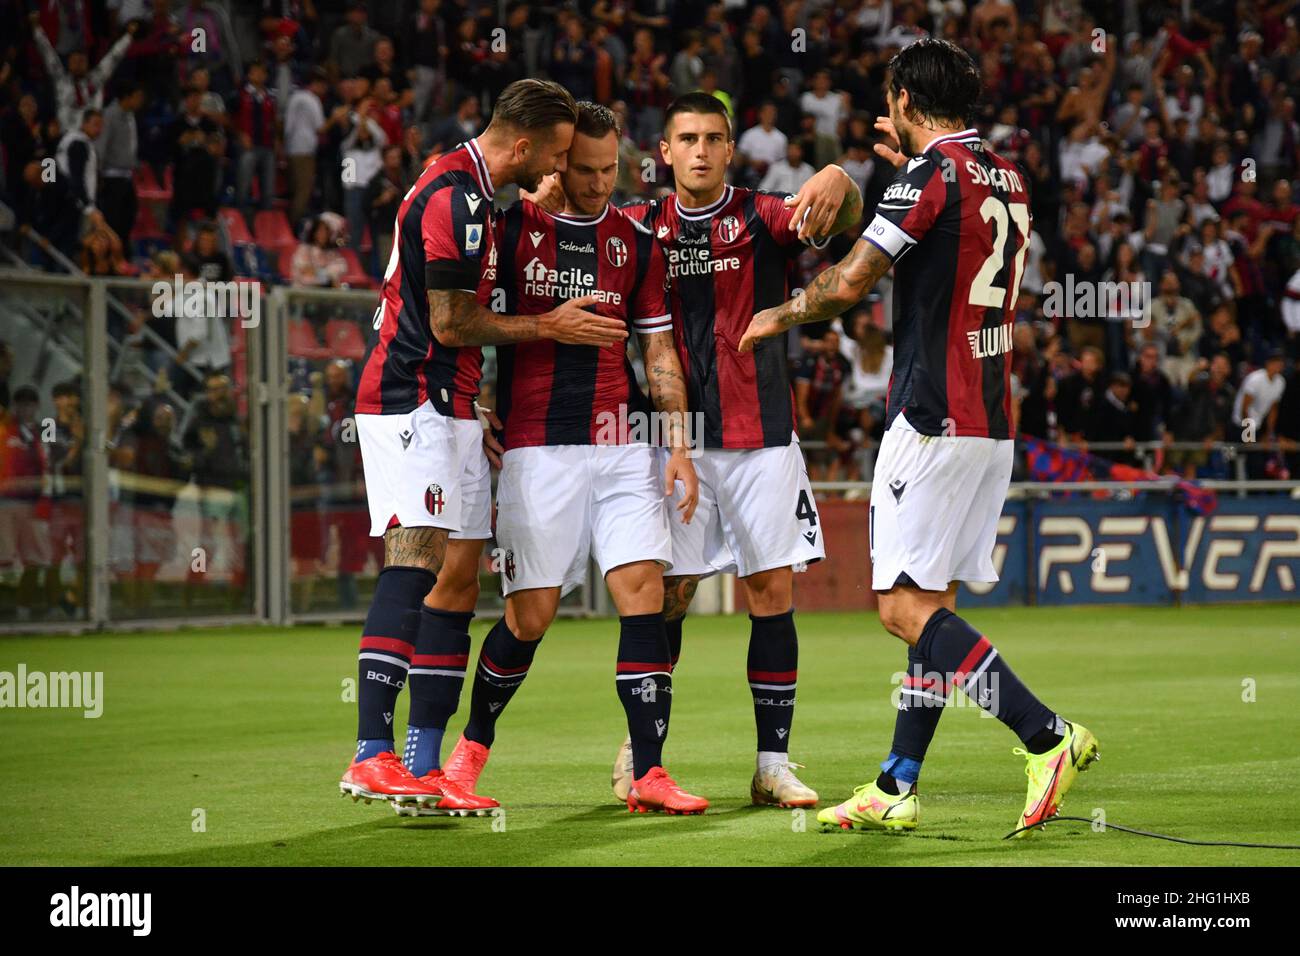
left=218, top=207, right=254, bottom=245
left=254, top=209, right=297, bottom=252
left=338, top=248, right=375, bottom=289
left=130, top=203, right=165, bottom=241
left=276, top=241, right=299, bottom=282
left=288, top=317, right=331, bottom=360
left=134, top=164, right=173, bottom=203
left=325, top=319, right=368, bottom=362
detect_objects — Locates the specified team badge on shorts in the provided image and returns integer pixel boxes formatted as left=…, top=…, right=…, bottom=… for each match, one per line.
left=503, top=549, right=516, bottom=582
left=606, top=236, right=627, bottom=267
left=425, top=483, right=445, bottom=516
left=718, top=215, right=740, bottom=243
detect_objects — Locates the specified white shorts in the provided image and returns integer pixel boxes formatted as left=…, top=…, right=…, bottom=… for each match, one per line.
left=356, top=402, right=491, bottom=539
left=869, top=414, right=1013, bottom=591
left=495, top=443, right=672, bottom=596
left=662, top=434, right=824, bottom=579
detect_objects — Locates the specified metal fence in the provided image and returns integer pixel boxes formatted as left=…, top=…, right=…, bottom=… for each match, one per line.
left=1, top=268, right=1296, bottom=632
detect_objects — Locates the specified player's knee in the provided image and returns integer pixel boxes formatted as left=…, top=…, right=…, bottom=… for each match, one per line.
left=877, top=600, right=921, bottom=643
left=743, top=571, right=793, bottom=617
left=506, top=596, right=557, bottom=642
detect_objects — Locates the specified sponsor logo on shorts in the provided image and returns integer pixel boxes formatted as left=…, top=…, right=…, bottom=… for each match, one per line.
left=889, top=478, right=906, bottom=502
left=425, top=483, right=445, bottom=516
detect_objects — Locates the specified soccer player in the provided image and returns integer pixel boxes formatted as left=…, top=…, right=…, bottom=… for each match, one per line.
left=738, top=38, right=1099, bottom=835
left=607, top=93, right=865, bottom=808
left=433, top=102, right=708, bottom=815
left=340, top=79, right=629, bottom=814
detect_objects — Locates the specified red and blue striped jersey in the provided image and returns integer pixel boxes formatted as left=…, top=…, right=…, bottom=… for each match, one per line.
left=861, top=128, right=1030, bottom=440
left=624, top=185, right=814, bottom=449
left=483, top=200, right=670, bottom=450
left=356, top=139, right=493, bottom=418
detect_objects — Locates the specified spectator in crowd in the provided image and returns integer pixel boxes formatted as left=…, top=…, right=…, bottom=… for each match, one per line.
left=117, top=399, right=186, bottom=616
left=366, top=145, right=408, bottom=276
left=800, top=69, right=847, bottom=144
left=187, top=222, right=234, bottom=283
left=97, top=81, right=144, bottom=243
left=174, top=275, right=233, bottom=400
left=0, top=386, right=50, bottom=622
left=1233, top=349, right=1289, bottom=476
left=56, top=108, right=103, bottom=219
left=291, top=217, right=348, bottom=288
left=329, top=2, right=381, bottom=79
left=284, top=67, right=330, bottom=227
left=234, top=60, right=278, bottom=211
left=794, top=328, right=849, bottom=480
left=79, top=209, right=132, bottom=276
left=429, top=93, right=482, bottom=153
left=339, top=103, right=386, bottom=251
left=1170, top=353, right=1235, bottom=477
left=169, top=85, right=221, bottom=224
left=735, top=100, right=786, bottom=187
left=1088, top=371, right=1141, bottom=465
left=760, top=139, right=814, bottom=194
left=31, top=13, right=136, bottom=133
left=1057, top=346, right=1105, bottom=445
left=183, top=371, right=249, bottom=610
left=1130, top=343, right=1175, bottom=443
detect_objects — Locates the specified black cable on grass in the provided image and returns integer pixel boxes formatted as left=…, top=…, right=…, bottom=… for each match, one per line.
left=1002, top=815, right=1300, bottom=849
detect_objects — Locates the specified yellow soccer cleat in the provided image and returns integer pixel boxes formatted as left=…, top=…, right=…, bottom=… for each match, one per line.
left=1012, top=720, right=1100, bottom=837
left=817, top=781, right=918, bottom=832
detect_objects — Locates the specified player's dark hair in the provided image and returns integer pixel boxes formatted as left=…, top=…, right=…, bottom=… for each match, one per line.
left=488, top=79, right=578, bottom=135
left=663, top=92, right=733, bottom=140
left=52, top=381, right=79, bottom=398
left=887, top=36, right=982, bottom=126
left=575, top=101, right=621, bottom=139
left=14, top=386, right=38, bottom=404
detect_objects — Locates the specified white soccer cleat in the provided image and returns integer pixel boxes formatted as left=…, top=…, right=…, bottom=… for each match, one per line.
left=611, top=735, right=634, bottom=803
left=751, top=760, right=819, bottom=808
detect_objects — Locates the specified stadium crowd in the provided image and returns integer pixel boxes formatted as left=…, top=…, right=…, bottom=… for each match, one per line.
left=4, top=1, right=1300, bottom=620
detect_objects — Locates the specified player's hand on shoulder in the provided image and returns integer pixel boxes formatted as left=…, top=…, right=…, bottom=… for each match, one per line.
left=784, top=163, right=851, bottom=241
left=521, top=172, right=567, bottom=214
left=540, top=294, right=629, bottom=347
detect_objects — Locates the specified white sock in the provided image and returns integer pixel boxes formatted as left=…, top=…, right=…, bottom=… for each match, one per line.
left=757, top=751, right=787, bottom=773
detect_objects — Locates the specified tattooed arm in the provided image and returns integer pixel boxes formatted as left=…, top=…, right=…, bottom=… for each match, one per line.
left=638, top=328, right=698, bottom=523
left=430, top=289, right=628, bottom=348
left=737, top=237, right=892, bottom=353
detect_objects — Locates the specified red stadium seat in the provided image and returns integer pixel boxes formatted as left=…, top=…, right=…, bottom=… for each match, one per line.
left=325, top=319, right=367, bottom=362
left=134, top=164, right=172, bottom=202
left=338, top=248, right=374, bottom=289
left=218, top=207, right=253, bottom=245
left=288, top=317, right=331, bottom=360
left=254, top=209, right=297, bottom=252
left=130, top=202, right=165, bottom=240
left=276, top=241, right=299, bottom=282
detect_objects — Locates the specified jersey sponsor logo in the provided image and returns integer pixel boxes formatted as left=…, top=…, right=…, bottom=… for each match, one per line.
left=465, top=192, right=482, bottom=214
left=522, top=256, right=624, bottom=304
left=966, top=321, right=1014, bottom=359
left=664, top=245, right=740, bottom=278
left=481, top=243, right=498, bottom=282
left=718, top=214, right=741, bottom=243
left=656, top=224, right=670, bottom=238
left=606, top=236, right=628, bottom=267
left=529, top=230, right=544, bottom=247
left=558, top=239, right=595, bottom=254
left=906, top=156, right=928, bottom=173
left=882, top=182, right=922, bottom=204
left=425, top=483, right=445, bottom=516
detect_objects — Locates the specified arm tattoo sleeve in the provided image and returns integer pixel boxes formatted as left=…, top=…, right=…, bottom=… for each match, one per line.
left=777, top=238, right=892, bottom=330
left=429, top=289, right=542, bottom=347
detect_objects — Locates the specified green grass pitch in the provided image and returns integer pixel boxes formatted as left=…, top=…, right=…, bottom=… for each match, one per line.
left=2, top=605, right=1298, bottom=866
